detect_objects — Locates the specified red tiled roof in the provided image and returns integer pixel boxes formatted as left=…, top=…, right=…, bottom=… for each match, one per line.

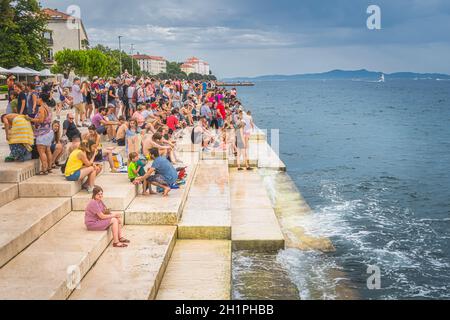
left=132, top=54, right=165, bottom=61
left=43, top=8, right=72, bottom=20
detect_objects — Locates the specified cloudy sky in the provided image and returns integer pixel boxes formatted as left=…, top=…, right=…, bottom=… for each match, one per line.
left=40, top=0, right=450, bottom=78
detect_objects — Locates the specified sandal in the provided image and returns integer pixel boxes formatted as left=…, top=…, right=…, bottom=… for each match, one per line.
left=46, top=169, right=53, bottom=174
left=37, top=170, right=48, bottom=176
left=237, top=168, right=244, bottom=171
left=113, top=242, right=128, bottom=248
left=119, top=237, right=130, bottom=244
left=246, top=167, right=254, bottom=171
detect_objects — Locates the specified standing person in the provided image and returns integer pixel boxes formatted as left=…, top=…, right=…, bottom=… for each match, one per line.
left=235, top=121, right=252, bottom=171
left=1, top=113, right=34, bottom=162
left=85, top=186, right=129, bottom=248
left=7, top=75, right=15, bottom=103
left=121, top=79, right=130, bottom=118
left=242, top=110, right=255, bottom=149
left=127, top=81, right=137, bottom=119
left=15, top=83, right=28, bottom=116
left=28, top=92, right=54, bottom=175
left=26, top=83, right=39, bottom=117
left=108, top=80, right=119, bottom=112
left=53, top=82, right=64, bottom=120
left=8, top=92, right=18, bottom=114
left=33, top=75, right=43, bottom=93
left=82, top=81, right=94, bottom=124
left=91, top=77, right=101, bottom=112
left=71, top=78, right=86, bottom=127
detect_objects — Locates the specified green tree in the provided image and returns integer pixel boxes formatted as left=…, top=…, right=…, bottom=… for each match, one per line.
left=84, top=49, right=111, bottom=78
left=0, top=0, right=49, bottom=69
left=51, top=49, right=86, bottom=75
left=93, top=44, right=140, bottom=77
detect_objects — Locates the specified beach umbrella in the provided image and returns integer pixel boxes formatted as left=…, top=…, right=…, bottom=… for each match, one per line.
left=7, top=66, right=33, bottom=75
left=7, top=66, right=37, bottom=81
left=23, top=67, right=40, bottom=75
left=0, top=66, right=9, bottom=74
left=39, top=69, right=54, bottom=77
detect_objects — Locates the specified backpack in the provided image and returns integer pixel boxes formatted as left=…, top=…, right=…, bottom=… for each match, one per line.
left=117, top=85, right=124, bottom=100
left=132, top=87, right=138, bottom=103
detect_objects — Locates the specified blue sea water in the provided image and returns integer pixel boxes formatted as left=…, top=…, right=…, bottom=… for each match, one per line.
left=236, top=79, right=450, bottom=299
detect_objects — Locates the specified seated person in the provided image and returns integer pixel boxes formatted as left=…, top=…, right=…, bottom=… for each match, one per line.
left=144, top=148, right=179, bottom=197
left=91, top=107, right=119, bottom=141
left=64, top=141, right=99, bottom=193
left=85, top=186, right=129, bottom=248
left=115, top=116, right=127, bottom=146
left=63, top=112, right=81, bottom=142
left=83, top=125, right=117, bottom=173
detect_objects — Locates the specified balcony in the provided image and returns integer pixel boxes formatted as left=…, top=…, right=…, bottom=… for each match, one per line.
left=45, top=38, right=54, bottom=46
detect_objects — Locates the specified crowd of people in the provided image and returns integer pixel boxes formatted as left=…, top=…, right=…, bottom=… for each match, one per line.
left=2, top=72, right=256, bottom=248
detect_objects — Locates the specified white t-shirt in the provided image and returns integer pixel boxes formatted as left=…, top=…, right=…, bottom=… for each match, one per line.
left=242, top=113, right=253, bottom=134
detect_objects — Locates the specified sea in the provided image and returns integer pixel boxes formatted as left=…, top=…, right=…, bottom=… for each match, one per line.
left=231, top=79, right=450, bottom=300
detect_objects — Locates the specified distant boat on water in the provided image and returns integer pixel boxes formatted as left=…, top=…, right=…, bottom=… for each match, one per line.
left=217, top=81, right=255, bottom=87
left=378, top=74, right=385, bottom=83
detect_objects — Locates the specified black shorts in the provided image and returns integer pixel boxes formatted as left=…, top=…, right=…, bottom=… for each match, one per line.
left=117, top=138, right=125, bottom=146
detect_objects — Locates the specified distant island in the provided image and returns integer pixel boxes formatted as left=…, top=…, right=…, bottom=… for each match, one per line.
left=222, top=69, right=450, bottom=82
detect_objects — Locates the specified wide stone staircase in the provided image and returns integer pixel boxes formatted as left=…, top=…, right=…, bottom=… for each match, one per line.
left=0, top=125, right=287, bottom=300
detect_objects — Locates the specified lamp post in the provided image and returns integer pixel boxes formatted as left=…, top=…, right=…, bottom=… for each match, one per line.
left=118, top=35, right=123, bottom=75
left=130, top=43, right=135, bottom=76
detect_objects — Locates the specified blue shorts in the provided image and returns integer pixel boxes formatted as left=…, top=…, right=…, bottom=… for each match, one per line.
left=66, top=170, right=81, bottom=181
left=217, top=118, right=224, bottom=128
left=96, top=126, right=107, bottom=135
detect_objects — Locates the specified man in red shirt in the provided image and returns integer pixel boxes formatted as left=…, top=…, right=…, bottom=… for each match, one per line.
left=216, top=99, right=226, bottom=128
left=166, top=109, right=179, bottom=134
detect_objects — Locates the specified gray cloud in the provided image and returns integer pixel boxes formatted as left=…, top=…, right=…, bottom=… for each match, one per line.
left=39, top=0, right=450, bottom=77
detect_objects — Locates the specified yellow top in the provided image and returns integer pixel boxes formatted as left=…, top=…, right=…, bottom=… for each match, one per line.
left=65, top=149, right=84, bottom=177
left=9, top=115, right=34, bottom=151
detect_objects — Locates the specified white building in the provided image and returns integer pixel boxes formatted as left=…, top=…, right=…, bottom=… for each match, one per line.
left=132, top=54, right=167, bottom=75
left=181, top=63, right=195, bottom=75
left=42, top=8, right=89, bottom=66
left=184, top=57, right=210, bottom=75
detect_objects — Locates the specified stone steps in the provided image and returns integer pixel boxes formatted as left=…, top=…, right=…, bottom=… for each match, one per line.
left=178, top=160, right=231, bottom=240
left=0, top=211, right=112, bottom=300
left=156, top=240, right=231, bottom=300
left=0, top=183, right=18, bottom=208
left=19, top=174, right=81, bottom=198
left=230, top=170, right=285, bottom=251
left=69, top=226, right=176, bottom=300
left=0, top=159, right=38, bottom=183
left=125, top=152, right=199, bottom=225
left=72, top=174, right=138, bottom=211
left=0, top=197, right=72, bottom=268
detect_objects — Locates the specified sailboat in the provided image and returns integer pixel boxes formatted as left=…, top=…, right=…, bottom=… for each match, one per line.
left=378, top=74, right=385, bottom=82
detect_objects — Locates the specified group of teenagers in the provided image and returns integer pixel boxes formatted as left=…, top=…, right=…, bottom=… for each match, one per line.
left=2, top=74, right=255, bottom=248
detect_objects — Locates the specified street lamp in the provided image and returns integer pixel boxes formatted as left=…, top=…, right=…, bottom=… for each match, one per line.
left=130, top=43, right=135, bottom=76
left=118, top=35, right=123, bottom=75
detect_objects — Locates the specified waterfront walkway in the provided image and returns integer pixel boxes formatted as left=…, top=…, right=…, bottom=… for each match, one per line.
left=0, top=98, right=291, bottom=299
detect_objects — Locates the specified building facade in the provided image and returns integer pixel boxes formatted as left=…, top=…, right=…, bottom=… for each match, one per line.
left=132, top=55, right=167, bottom=75
left=184, top=57, right=210, bottom=75
left=42, top=8, right=89, bottom=66
left=181, top=63, right=195, bottom=75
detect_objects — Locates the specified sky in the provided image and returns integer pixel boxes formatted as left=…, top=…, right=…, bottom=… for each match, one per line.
left=40, top=0, right=450, bottom=78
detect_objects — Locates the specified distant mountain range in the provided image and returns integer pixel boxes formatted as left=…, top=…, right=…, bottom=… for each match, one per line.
left=222, top=69, right=450, bottom=81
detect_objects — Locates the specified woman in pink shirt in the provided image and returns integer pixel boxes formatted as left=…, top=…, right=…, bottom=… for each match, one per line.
left=85, top=186, right=130, bottom=248
left=132, top=105, right=146, bottom=129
